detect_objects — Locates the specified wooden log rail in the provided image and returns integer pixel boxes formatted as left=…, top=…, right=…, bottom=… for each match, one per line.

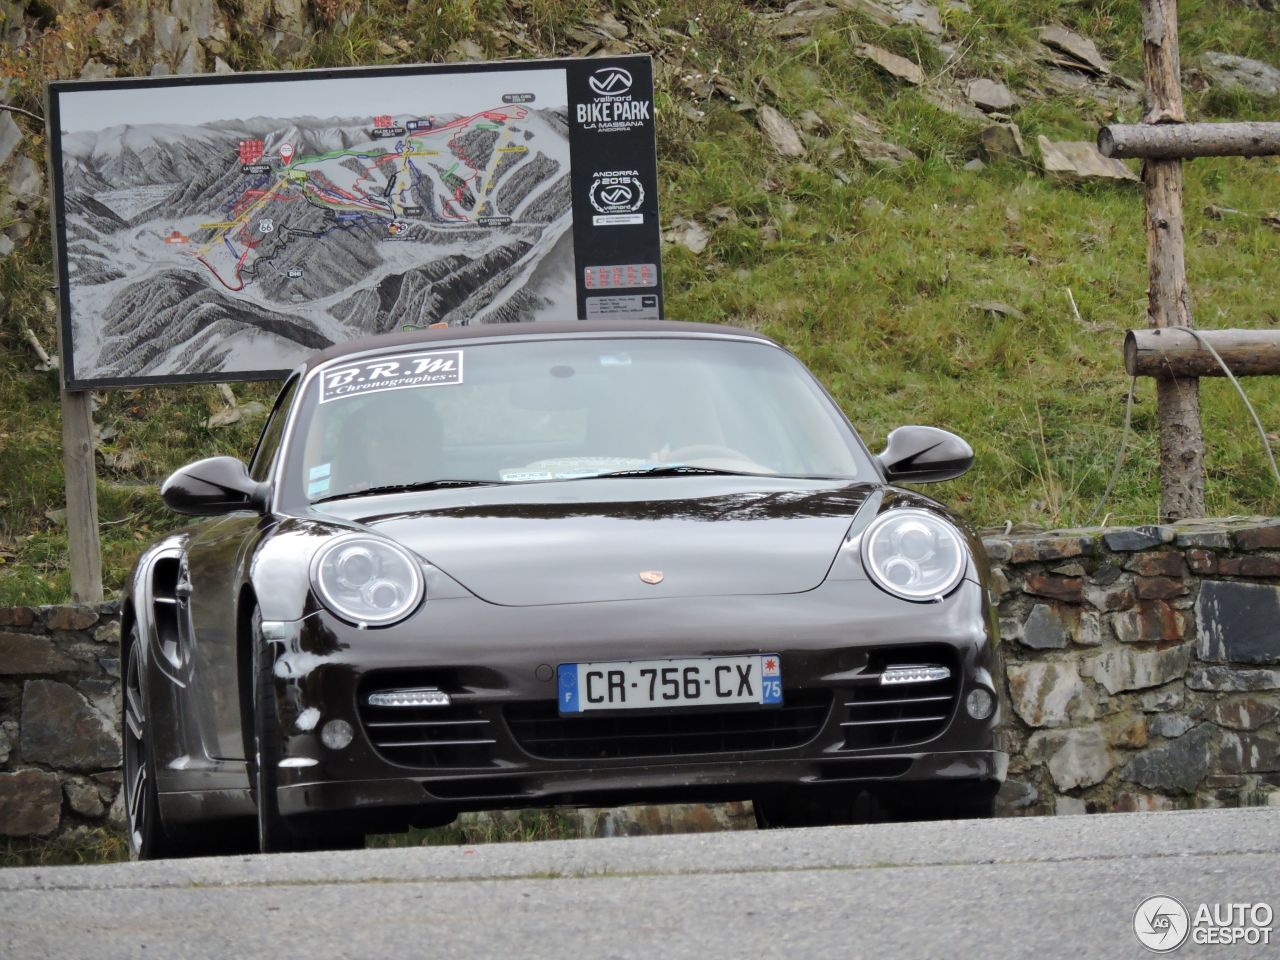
left=1099, top=122, right=1280, bottom=160
left=1125, top=328, right=1280, bottom=378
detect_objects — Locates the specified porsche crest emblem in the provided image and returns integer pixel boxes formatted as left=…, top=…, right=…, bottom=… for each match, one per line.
left=639, top=570, right=664, bottom=584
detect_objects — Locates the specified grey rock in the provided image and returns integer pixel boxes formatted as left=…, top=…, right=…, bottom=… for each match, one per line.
left=965, top=78, right=1018, bottom=113
left=1187, top=666, right=1280, bottom=692
left=979, top=123, right=1026, bottom=161
left=1196, top=581, right=1280, bottom=664
left=1090, top=564, right=1122, bottom=586
left=273, top=0, right=306, bottom=32
left=1076, top=611, right=1103, bottom=647
left=924, top=89, right=990, bottom=122
left=856, top=43, right=926, bottom=85
left=1038, top=24, right=1110, bottom=75
left=44, top=604, right=98, bottom=631
left=94, top=621, right=121, bottom=645
left=64, top=778, right=106, bottom=818
left=78, top=59, right=116, bottom=80
left=0, top=113, right=21, bottom=169
left=1083, top=643, right=1192, bottom=695
left=1149, top=713, right=1195, bottom=739
left=0, top=769, right=62, bottom=837
left=1216, top=731, right=1280, bottom=774
left=8, top=155, right=42, bottom=204
left=19, top=680, right=120, bottom=771
left=1007, top=660, right=1085, bottom=728
left=0, top=725, right=8, bottom=765
left=171, top=0, right=220, bottom=37
left=1174, top=530, right=1232, bottom=549
left=1202, top=52, right=1280, bottom=98
left=153, top=14, right=183, bottom=57
left=99, top=657, right=121, bottom=679
left=962, top=158, right=985, bottom=172
left=852, top=138, right=918, bottom=167
left=881, top=0, right=943, bottom=35
left=982, top=538, right=1012, bottom=562
left=996, top=778, right=1037, bottom=811
left=1020, top=604, right=1069, bottom=650
left=1102, top=527, right=1166, bottom=551
left=662, top=218, right=709, bottom=254
left=1084, top=578, right=1135, bottom=611
left=1121, top=722, right=1216, bottom=793
left=757, top=106, right=805, bottom=158
left=214, top=56, right=235, bottom=74
left=1207, top=697, right=1280, bottom=731
left=175, top=39, right=204, bottom=75
left=1034, top=726, right=1114, bottom=791
left=0, top=632, right=75, bottom=675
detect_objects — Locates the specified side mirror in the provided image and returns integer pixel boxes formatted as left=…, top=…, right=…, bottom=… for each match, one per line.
left=878, top=426, right=974, bottom=483
left=161, top=457, right=266, bottom=515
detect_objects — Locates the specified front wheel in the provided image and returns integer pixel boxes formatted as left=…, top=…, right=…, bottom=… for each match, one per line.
left=123, top=623, right=172, bottom=860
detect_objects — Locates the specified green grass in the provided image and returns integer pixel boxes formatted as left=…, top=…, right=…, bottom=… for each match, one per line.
left=0, top=0, right=1278, bottom=603
left=0, top=827, right=127, bottom=867
left=369, top=809, right=587, bottom=849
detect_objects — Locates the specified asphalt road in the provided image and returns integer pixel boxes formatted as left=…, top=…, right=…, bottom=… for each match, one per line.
left=1, top=806, right=1277, bottom=959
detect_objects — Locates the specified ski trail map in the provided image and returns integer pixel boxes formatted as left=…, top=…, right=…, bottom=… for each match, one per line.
left=49, top=59, right=662, bottom=388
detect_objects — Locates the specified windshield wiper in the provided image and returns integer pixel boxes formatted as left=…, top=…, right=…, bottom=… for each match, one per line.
left=312, top=480, right=500, bottom=504
left=585, top=465, right=775, bottom=479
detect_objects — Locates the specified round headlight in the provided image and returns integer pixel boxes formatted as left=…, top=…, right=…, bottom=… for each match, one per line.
left=312, top=535, right=423, bottom=626
left=861, top=509, right=968, bottom=601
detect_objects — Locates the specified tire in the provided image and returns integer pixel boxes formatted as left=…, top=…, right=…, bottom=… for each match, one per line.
left=124, top=621, right=246, bottom=858
left=249, top=606, right=363, bottom=853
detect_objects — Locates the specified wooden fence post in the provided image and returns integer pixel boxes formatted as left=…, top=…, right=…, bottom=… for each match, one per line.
left=1141, top=0, right=1205, bottom=521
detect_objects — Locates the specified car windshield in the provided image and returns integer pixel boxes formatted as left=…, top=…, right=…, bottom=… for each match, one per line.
left=289, top=335, right=873, bottom=503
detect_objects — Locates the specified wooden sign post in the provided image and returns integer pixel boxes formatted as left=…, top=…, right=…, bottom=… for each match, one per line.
left=1098, top=0, right=1280, bottom=522
left=59, top=387, right=103, bottom=602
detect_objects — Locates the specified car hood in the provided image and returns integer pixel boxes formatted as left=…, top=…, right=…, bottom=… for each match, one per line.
left=312, top=478, right=877, bottom=606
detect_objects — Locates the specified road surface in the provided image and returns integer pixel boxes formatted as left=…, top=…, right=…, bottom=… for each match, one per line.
left=1, top=806, right=1277, bottom=959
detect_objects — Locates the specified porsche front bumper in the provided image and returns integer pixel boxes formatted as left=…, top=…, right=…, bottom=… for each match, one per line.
left=263, top=577, right=1005, bottom=823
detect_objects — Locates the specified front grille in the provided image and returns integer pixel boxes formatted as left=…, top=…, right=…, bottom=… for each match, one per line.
left=505, top=690, right=832, bottom=760
left=358, top=694, right=497, bottom=769
left=840, top=648, right=959, bottom=750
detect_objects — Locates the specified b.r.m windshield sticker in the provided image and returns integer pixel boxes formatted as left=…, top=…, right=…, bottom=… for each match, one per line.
left=319, top=350, right=463, bottom=403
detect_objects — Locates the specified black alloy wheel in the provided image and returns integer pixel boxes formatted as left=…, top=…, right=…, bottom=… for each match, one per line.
left=123, top=624, right=171, bottom=860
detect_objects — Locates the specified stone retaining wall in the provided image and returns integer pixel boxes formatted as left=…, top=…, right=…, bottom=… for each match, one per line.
left=992, top=518, right=1280, bottom=815
left=2, top=519, right=1279, bottom=840
left=0, top=603, right=123, bottom=839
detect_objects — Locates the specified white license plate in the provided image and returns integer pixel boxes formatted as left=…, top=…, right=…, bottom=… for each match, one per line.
left=557, top=655, right=782, bottom=714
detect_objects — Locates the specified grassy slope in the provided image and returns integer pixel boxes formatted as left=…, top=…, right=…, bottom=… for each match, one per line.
left=0, top=0, right=1277, bottom=604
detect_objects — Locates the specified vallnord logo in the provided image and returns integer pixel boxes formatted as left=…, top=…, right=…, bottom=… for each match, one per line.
left=589, top=172, right=645, bottom=214
left=589, top=66, right=632, bottom=97
left=1133, top=897, right=1191, bottom=953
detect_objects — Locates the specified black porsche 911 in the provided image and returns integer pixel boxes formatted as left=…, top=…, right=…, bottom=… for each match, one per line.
left=122, top=320, right=1005, bottom=857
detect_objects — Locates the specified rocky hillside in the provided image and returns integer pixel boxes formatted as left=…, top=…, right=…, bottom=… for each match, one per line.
left=0, top=0, right=1278, bottom=602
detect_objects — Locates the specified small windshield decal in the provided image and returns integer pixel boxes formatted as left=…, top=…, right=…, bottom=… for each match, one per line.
left=319, top=350, right=463, bottom=403
left=307, top=477, right=331, bottom=498
left=309, top=463, right=331, bottom=480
